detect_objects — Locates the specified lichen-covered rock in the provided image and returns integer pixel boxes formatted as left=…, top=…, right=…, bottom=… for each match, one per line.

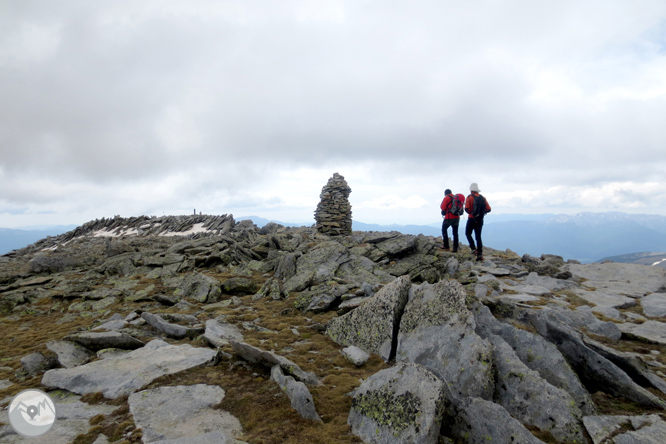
left=396, top=280, right=493, bottom=399
left=348, top=362, right=446, bottom=444
left=173, top=272, right=222, bottom=303
left=314, top=173, right=352, bottom=236
left=326, top=275, right=411, bottom=361
left=583, top=414, right=666, bottom=444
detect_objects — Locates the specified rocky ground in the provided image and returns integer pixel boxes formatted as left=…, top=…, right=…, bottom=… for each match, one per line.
left=1, top=214, right=666, bottom=443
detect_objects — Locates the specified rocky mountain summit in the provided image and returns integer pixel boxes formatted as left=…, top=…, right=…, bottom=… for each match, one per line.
left=1, top=213, right=666, bottom=443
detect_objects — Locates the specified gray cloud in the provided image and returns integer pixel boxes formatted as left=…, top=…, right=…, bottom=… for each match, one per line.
left=2, top=1, right=666, bottom=226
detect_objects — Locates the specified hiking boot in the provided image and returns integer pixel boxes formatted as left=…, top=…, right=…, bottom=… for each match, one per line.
left=442, top=246, right=450, bottom=251
left=476, top=255, right=484, bottom=262
left=452, top=248, right=458, bottom=253
left=470, top=249, right=477, bottom=255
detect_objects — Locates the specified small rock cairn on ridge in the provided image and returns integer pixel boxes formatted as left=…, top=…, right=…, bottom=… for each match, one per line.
left=314, top=173, right=352, bottom=236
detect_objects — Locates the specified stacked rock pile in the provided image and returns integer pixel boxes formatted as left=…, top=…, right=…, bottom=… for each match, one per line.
left=314, top=173, right=352, bottom=236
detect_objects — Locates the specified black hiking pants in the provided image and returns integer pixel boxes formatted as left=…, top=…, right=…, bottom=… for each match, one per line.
left=465, top=217, right=484, bottom=256
left=442, top=219, right=459, bottom=250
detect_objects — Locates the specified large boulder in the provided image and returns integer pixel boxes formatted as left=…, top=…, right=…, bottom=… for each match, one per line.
left=348, top=362, right=446, bottom=444
left=230, top=341, right=319, bottom=386
left=489, top=334, right=585, bottom=443
left=475, top=305, right=595, bottom=415
left=64, top=331, right=145, bottom=351
left=441, top=396, right=545, bottom=444
left=327, top=275, right=411, bottom=361
left=396, top=280, right=493, bottom=399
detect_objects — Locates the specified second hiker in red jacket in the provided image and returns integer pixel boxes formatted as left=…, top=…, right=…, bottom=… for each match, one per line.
left=465, top=182, right=491, bottom=261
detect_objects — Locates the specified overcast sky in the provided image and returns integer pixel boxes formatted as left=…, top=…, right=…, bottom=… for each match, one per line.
left=2, top=1, right=666, bottom=228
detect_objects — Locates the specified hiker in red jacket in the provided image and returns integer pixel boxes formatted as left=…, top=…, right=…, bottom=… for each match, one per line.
left=465, top=182, right=491, bottom=261
left=440, top=189, right=464, bottom=252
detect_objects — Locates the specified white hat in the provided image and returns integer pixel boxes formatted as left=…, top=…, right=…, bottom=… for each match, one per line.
left=470, top=183, right=480, bottom=192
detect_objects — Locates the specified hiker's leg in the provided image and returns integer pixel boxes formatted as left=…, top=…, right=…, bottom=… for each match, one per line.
left=475, top=218, right=484, bottom=256
left=452, top=219, right=459, bottom=251
left=442, top=220, right=450, bottom=249
left=465, top=219, right=476, bottom=250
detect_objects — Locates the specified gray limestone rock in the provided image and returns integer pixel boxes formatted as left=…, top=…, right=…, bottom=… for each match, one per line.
left=583, top=336, right=666, bottom=395
left=641, top=293, right=666, bottom=318
left=271, top=366, right=322, bottom=422
left=42, top=339, right=216, bottom=398
left=46, top=340, right=94, bottom=368
left=221, top=277, right=257, bottom=295
left=64, top=331, right=145, bottom=351
left=396, top=280, right=493, bottom=400
left=230, top=341, right=319, bottom=385
left=348, top=362, right=446, bottom=444
left=529, top=310, right=666, bottom=409
left=203, top=319, right=244, bottom=348
left=441, top=396, right=545, bottom=444
left=475, top=305, right=595, bottom=415
left=583, top=414, right=666, bottom=444
left=618, top=320, right=666, bottom=346
left=173, top=272, right=222, bottom=303
left=326, top=275, right=411, bottom=361
left=523, top=271, right=578, bottom=291
left=141, top=312, right=203, bottom=339
left=19, top=352, right=60, bottom=376
left=565, top=262, right=666, bottom=297
left=489, top=334, right=585, bottom=442
left=342, top=346, right=370, bottom=366
left=548, top=305, right=622, bottom=340
left=253, top=277, right=289, bottom=300
left=128, top=384, right=242, bottom=443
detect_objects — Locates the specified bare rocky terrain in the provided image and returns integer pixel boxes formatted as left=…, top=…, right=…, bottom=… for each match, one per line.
left=1, top=214, right=666, bottom=443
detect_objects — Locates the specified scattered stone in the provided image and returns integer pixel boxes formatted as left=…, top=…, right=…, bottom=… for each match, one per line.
left=128, top=384, right=242, bottom=443
left=618, top=320, right=666, bottom=346
left=64, top=331, right=145, bottom=351
left=173, top=272, right=222, bottom=303
left=271, top=366, right=322, bottom=422
left=203, top=319, right=244, bottom=348
left=583, top=414, right=666, bottom=444
left=19, top=352, right=60, bottom=377
left=141, top=312, right=204, bottom=339
left=230, top=341, right=319, bottom=385
left=46, top=340, right=94, bottom=368
left=341, top=346, right=370, bottom=366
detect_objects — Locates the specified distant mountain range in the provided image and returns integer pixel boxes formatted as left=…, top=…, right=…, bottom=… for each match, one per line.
left=2, top=213, right=665, bottom=265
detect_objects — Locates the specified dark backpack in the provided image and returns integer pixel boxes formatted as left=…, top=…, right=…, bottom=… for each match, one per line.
left=472, top=194, right=489, bottom=218
left=449, top=193, right=465, bottom=216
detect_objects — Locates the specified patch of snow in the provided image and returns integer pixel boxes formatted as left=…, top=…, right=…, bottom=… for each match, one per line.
left=159, top=223, right=212, bottom=237
left=653, top=258, right=666, bottom=267
left=92, top=228, right=139, bottom=238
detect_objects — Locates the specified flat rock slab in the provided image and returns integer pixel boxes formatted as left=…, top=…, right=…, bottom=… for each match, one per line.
left=641, top=293, right=666, bottom=318
left=128, top=384, right=242, bottom=443
left=618, top=321, right=666, bottom=346
left=0, top=391, right=116, bottom=444
left=502, top=294, right=543, bottom=303
left=572, top=289, right=637, bottom=309
left=566, top=263, right=666, bottom=297
left=510, top=284, right=552, bottom=296
left=583, top=414, right=666, bottom=444
left=42, top=339, right=216, bottom=399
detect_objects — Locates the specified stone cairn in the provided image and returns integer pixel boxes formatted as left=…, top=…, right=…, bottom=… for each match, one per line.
left=314, top=173, right=352, bottom=236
